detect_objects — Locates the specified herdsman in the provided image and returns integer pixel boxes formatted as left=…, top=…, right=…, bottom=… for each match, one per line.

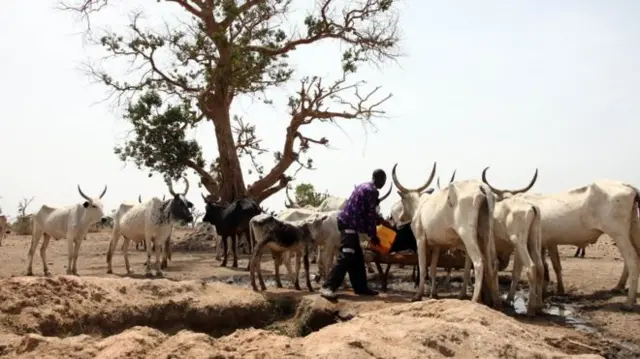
left=320, top=169, right=390, bottom=300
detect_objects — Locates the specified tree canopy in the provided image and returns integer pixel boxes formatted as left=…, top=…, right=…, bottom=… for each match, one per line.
left=293, top=183, right=328, bottom=208
left=62, top=0, right=399, bottom=203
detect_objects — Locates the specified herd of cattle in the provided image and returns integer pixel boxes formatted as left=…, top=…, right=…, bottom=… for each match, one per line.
left=3, top=162, right=640, bottom=317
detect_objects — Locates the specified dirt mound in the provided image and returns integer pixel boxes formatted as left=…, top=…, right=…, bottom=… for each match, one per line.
left=0, top=275, right=612, bottom=358
left=0, top=276, right=281, bottom=337
left=172, top=223, right=217, bottom=251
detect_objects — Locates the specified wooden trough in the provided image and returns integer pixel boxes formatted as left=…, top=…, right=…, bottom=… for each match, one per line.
left=364, top=248, right=467, bottom=292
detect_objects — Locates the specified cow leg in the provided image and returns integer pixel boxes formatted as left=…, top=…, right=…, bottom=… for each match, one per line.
left=304, top=245, right=314, bottom=292
left=231, top=234, right=239, bottom=268
left=215, top=236, right=223, bottom=261
left=154, top=237, right=163, bottom=277
left=412, top=239, right=429, bottom=302
left=507, top=250, right=523, bottom=303
left=460, top=226, right=486, bottom=304
left=383, top=263, right=393, bottom=292
left=161, top=236, right=170, bottom=270
left=428, top=247, right=440, bottom=299
left=66, top=233, right=77, bottom=275
left=250, top=245, right=266, bottom=291
left=123, top=238, right=133, bottom=274
left=573, top=246, right=581, bottom=258
left=547, top=245, right=564, bottom=294
left=144, top=235, right=154, bottom=277
left=609, top=231, right=639, bottom=310
left=459, top=255, right=472, bottom=299
left=273, top=251, right=284, bottom=288
left=580, top=247, right=585, bottom=258
left=27, top=228, right=43, bottom=276
left=40, top=234, right=52, bottom=277
left=292, top=252, right=302, bottom=290
left=220, top=235, right=229, bottom=267
left=442, top=264, right=453, bottom=289
left=70, top=235, right=83, bottom=276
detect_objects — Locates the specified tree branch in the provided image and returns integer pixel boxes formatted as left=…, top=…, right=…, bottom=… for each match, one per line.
left=247, top=73, right=391, bottom=198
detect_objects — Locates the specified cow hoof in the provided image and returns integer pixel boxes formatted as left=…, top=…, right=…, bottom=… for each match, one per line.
left=145, top=272, right=153, bottom=278
left=307, top=287, right=314, bottom=293
left=260, top=285, right=267, bottom=291
left=220, top=262, right=227, bottom=268
left=26, top=271, right=33, bottom=276
left=106, top=269, right=113, bottom=274
left=411, top=295, right=423, bottom=302
left=44, top=271, right=52, bottom=277
left=276, top=282, right=283, bottom=288
left=621, top=304, right=634, bottom=312
left=232, top=262, right=238, bottom=268
left=155, top=271, right=163, bottom=277
left=458, top=294, right=469, bottom=300
left=294, top=284, right=302, bottom=291
left=611, top=287, right=627, bottom=294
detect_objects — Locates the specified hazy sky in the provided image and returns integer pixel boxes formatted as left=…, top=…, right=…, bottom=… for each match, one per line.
left=1, top=0, right=639, bottom=220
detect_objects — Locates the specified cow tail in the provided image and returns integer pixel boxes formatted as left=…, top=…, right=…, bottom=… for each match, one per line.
left=628, top=186, right=640, bottom=258
left=480, top=185, right=499, bottom=302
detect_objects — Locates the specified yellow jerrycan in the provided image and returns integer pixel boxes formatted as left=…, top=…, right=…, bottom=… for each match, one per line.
left=372, top=225, right=396, bottom=255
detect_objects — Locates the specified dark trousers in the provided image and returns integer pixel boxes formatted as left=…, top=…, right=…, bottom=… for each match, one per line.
left=323, top=220, right=369, bottom=292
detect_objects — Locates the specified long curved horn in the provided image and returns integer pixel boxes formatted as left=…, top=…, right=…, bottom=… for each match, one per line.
left=99, top=185, right=107, bottom=199
left=77, top=185, right=90, bottom=201
left=391, top=162, right=437, bottom=194
left=482, top=167, right=538, bottom=196
left=138, top=195, right=142, bottom=203
left=379, top=183, right=393, bottom=202
left=182, top=176, right=190, bottom=195
left=437, top=169, right=456, bottom=191
left=167, top=179, right=177, bottom=196
left=285, top=187, right=298, bottom=208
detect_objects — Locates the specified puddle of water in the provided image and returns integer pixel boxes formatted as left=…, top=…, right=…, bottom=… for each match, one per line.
left=507, top=291, right=598, bottom=334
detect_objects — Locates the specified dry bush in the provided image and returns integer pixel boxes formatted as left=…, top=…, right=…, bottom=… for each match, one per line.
left=14, top=197, right=35, bottom=235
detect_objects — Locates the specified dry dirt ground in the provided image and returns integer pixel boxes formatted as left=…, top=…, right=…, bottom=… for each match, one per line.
left=0, top=227, right=638, bottom=358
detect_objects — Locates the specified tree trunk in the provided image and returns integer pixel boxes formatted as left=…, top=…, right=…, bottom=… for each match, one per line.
left=212, top=108, right=246, bottom=202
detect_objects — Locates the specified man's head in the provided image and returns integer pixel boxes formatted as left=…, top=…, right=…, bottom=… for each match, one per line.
left=372, top=169, right=386, bottom=189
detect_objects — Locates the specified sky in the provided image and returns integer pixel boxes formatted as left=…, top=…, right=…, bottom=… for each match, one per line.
left=1, top=0, right=640, bottom=220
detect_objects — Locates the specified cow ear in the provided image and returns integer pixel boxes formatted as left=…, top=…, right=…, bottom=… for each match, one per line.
left=187, top=202, right=194, bottom=208
left=83, top=201, right=89, bottom=208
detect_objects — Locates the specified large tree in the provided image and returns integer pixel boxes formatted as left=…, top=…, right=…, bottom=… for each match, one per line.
left=63, top=0, right=399, bottom=203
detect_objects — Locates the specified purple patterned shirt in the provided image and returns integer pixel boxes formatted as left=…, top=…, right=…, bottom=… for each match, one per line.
left=338, top=182, right=382, bottom=239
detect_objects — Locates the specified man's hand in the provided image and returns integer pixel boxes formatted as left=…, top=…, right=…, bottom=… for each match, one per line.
left=371, top=236, right=381, bottom=246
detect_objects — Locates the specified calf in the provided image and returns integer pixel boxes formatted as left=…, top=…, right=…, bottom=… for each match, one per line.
left=27, top=185, right=108, bottom=276
left=0, top=215, right=10, bottom=246
left=202, top=196, right=261, bottom=268
left=107, top=178, right=193, bottom=276
left=249, top=213, right=329, bottom=292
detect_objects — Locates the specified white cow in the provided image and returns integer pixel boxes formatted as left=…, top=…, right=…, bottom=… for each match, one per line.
left=392, top=163, right=501, bottom=307
left=27, top=185, right=108, bottom=276
left=0, top=215, right=10, bottom=246
left=481, top=169, right=640, bottom=310
left=107, top=178, right=193, bottom=277
left=480, top=168, right=544, bottom=315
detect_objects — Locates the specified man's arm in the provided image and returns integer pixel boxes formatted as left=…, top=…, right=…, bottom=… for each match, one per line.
left=364, top=188, right=379, bottom=240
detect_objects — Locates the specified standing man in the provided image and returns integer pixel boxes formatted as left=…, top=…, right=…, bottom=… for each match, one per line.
left=320, top=169, right=389, bottom=300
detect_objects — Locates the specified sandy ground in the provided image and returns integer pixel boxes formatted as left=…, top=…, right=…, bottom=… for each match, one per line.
left=0, top=227, right=638, bottom=358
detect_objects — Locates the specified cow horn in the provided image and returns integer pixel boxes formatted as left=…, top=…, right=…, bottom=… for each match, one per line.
left=481, top=167, right=538, bottom=196
left=285, top=187, right=298, bottom=208
left=437, top=170, right=456, bottom=190
left=201, top=193, right=208, bottom=202
left=77, top=185, right=90, bottom=201
left=391, top=162, right=437, bottom=194
left=99, top=185, right=108, bottom=199
left=138, top=195, right=142, bottom=203
left=182, top=176, right=190, bottom=195
left=379, top=182, right=393, bottom=202
left=163, top=194, right=166, bottom=201
left=167, top=179, right=177, bottom=196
